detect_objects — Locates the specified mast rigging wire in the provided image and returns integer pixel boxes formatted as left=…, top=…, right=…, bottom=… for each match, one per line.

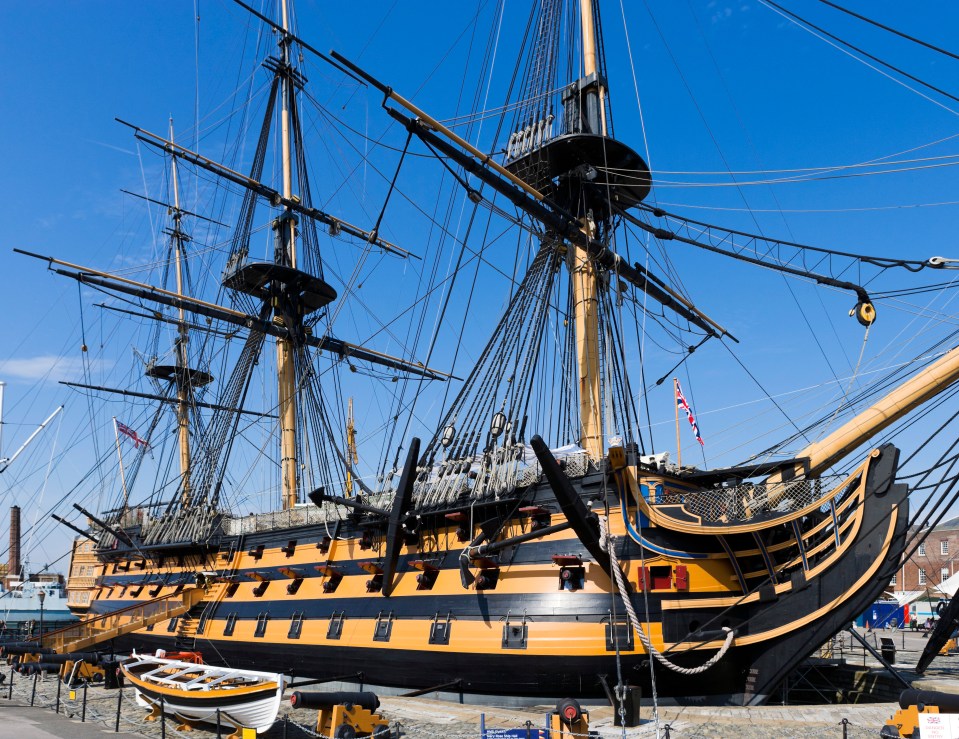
left=759, top=0, right=959, bottom=106
left=812, top=0, right=959, bottom=63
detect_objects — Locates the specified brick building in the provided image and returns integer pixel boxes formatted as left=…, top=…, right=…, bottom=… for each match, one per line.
left=894, top=517, right=959, bottom=594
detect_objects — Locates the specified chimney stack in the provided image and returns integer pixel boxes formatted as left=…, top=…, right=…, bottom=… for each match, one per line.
left=9, top=506, right=20, bottom=580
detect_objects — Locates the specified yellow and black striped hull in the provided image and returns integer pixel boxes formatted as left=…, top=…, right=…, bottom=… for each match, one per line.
left=71, top=446, right=908, bottom=705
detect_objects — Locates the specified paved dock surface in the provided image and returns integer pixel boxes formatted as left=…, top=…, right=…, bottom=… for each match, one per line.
left=1, top=626, right=958, bottom=738
left=0, top=701, right=144, bottom=738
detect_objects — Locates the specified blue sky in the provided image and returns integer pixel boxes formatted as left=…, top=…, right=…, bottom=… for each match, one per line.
left=2, top=0, right=959, bottom=569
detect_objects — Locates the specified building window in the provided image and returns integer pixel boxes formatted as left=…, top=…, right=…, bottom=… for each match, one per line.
left=919, top=543, right=926, bottom=556
left=943, top=540, right=950, bottom=556
left=943, top=568, right=951, bottom=583
left=919, top=569, right=927, bottom=585
left=890, top=574, right=897, bottom=586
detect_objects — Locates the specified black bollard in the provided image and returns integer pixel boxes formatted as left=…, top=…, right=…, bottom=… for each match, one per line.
left=115, top=685, right=122, bottom=732
left=30, top=671, right=37, bottom=706
left=56, top=675, right=62, bottom=714
left=81, top=682, right=88, bottom=722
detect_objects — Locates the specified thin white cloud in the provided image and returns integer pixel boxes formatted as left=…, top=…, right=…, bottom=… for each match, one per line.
left=0, top=355, right=113, bottom=383
left=83, top=139, right=136, bottom=157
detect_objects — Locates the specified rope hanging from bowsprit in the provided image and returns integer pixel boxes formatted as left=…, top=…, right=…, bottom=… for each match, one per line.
left=598, top=515, right=734, bottom=675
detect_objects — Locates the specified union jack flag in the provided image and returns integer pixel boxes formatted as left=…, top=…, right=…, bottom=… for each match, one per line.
left=116, top=421, right=150, bottom=450
left=675, top=380, right=704, bottom=447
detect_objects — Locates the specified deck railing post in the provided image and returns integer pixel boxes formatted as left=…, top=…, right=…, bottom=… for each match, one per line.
left=81, top=682, right=88, bottom=722
left=56, top=673, right=62, bottom=713
left=30, top=671, right=37, bottom=706
left=160, top=695, right=166, bottom=739
left=7, top=665, right=13, bottom=700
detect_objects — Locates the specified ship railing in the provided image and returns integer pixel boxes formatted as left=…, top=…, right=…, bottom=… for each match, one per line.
left=410, top=446, right=591, bottom=510
left=139, top=505, right=221, bottom=545
left=654, top=473, right=848, bottom=523
left=223, top=504, right=345, bottom=536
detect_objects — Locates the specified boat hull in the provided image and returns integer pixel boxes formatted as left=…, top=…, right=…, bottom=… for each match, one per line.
left=123, top=660, right=284, bottom=731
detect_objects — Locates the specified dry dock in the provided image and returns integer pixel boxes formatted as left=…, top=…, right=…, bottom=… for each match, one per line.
left=3, top=627, right=959, bottom=738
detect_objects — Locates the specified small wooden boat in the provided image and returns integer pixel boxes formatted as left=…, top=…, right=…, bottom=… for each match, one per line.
left=121, top=652, right=287, bottom=732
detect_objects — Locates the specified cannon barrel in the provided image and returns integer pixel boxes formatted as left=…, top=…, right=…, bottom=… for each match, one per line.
left=290, top=690, right=380, bottom=712
left=43, top=652, right=102, bottom=666
left=899, top=689, right=959, bottom=712
left=1, top=644, right=54, bottom=655
left=17, top=662, right=60, bottom=675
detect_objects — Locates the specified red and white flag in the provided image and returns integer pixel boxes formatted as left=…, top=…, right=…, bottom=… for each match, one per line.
left=675, top=381, right=704, bottom=447
left=116, top=421, right=150, bottom=450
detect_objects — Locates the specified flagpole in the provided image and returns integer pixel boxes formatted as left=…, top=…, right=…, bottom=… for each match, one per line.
left=674, top=377, right=682, bottom=468
left=113, top=417, right=129, bottom=509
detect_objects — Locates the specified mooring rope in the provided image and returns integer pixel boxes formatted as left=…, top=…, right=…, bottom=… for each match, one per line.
left=599, top=516, right=734, bottom=675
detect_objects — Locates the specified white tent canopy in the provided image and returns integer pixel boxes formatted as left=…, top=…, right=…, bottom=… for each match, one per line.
left=897, top=570, right=959, bottom=608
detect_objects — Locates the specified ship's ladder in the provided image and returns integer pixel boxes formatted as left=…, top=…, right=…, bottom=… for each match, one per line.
left=35, top=587, right=206, bottom=654
left=177, top=536, right=245, bottom=648
left=174, top=597, right=211, bottom=650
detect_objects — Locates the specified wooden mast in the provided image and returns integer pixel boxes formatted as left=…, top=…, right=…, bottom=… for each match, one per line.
left=168, top=120, right=194, bottom=506
left=573, top=0, right=605, bottom=461
left=277, top=0, right=299, bottom=510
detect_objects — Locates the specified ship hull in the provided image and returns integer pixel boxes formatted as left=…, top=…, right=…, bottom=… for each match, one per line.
left=76, top=446, right=908, bottom=706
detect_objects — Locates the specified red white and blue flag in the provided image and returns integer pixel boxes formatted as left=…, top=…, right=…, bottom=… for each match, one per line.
left=116, top=421, right=150, bottom=450
left=675, top=380, right=704, bottom=447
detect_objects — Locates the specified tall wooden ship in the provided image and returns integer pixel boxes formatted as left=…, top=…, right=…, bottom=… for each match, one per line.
left=22, top=0, right=959, bottom=706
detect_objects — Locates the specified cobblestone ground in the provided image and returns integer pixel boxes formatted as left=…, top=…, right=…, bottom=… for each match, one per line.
left=3, top=628, right=958, bottom=739
left=0, top=673, right=894, bottom=739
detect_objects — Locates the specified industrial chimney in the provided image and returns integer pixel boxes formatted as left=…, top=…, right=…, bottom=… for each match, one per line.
left=8, top=505, right=20, bottom=582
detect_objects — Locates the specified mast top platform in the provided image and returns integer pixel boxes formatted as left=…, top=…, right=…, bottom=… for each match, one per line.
left=224, top=261, right=338, bottom=315
left=145, top=365, right=214, bottom=388
left=505, top=133, right=651, bottom=220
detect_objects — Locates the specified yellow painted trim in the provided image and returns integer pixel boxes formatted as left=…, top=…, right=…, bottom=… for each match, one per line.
left=666, top=504, right=899, bottom=650
left=637, top=457, right=871, bottom=536
left=661, top=477, right=869, bottom=610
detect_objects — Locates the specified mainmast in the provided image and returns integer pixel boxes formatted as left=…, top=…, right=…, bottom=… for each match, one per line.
left=276, top=0, right=299, bottom=510
left=573, top=0, right=605, bottom=460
